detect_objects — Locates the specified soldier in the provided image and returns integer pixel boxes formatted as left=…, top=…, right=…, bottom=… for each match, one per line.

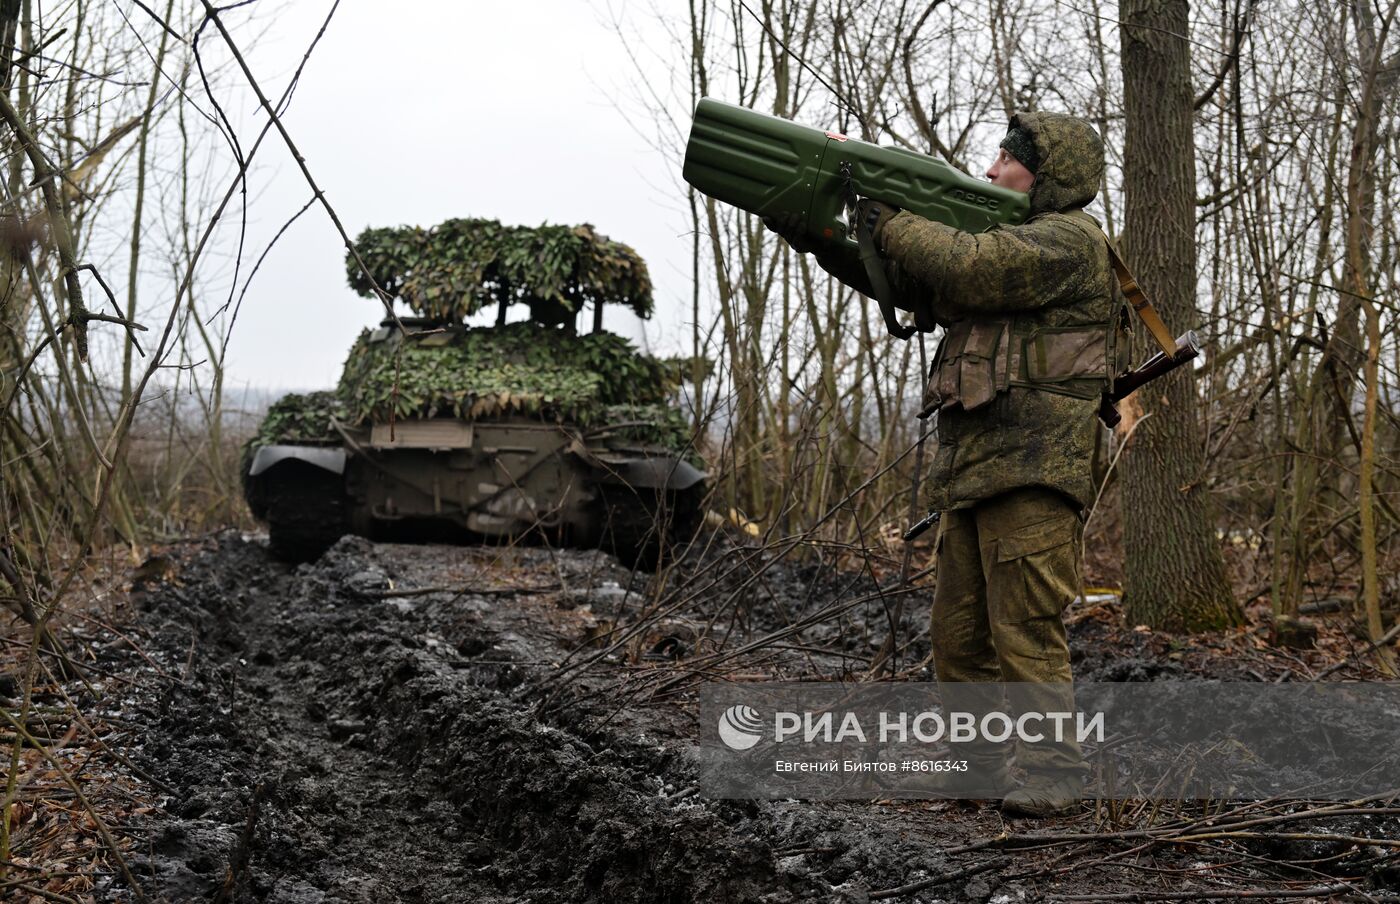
left=768, top=113, right=1125, bottom=817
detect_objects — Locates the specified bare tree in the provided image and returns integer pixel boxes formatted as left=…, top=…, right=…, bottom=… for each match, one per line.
left=1119, top=0, right=1242, bottom=631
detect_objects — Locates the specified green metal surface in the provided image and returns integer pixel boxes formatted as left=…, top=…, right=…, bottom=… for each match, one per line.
left=683, top=98, right=1030, bottom=248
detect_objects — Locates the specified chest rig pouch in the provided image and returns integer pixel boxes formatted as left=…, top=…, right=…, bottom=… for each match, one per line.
left=922, top=313, right=1127, bottom=417
left=914, top=210, right=1141, bottom=417
left=928, top=320, right=1011, bottom=412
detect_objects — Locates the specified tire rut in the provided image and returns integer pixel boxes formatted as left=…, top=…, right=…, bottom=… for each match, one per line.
left=130, top=535, right=841, bottom=903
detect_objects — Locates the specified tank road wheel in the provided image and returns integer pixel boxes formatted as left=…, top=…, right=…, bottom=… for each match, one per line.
left=600, top=483, right=705, bottom=572
left=262, top=461, right=349, bottom=562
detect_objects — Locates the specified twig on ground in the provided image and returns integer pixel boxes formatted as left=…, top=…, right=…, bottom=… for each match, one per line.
left=13, top=882, right=83, bottom=904
left=0, top=710, right=146, bottom=902
left=869, top=856, right=1009, bottom=899
left=369, top=584, right=562, bottom=599
left=211, top=783, right=263, bottom=904
left=1313, top=619, right=1400, bottom=680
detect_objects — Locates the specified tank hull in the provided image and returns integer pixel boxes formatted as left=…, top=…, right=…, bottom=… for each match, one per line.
left=243, top=417, right=705, bottom=569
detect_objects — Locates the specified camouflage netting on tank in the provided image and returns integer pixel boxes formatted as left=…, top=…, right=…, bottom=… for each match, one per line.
left=251, top=391, right=346, bottom=447
left=241, top=391, right=347, bottom=480
left=593, top=403, right=697, bottom=454
left=334, top=322, right=688, bottom=440
left=348, top=219, right=653, bottom=322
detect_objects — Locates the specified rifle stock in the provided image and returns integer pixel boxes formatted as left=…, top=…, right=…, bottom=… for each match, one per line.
left=1098, top=330, right=1202, bottom=428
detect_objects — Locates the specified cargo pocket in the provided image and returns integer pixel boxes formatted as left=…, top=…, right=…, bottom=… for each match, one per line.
left=990, top=516, right=1080, bottom=625
left=920, top=335, right=949, bottom=417
left=933, top=325, right=965, bottom=409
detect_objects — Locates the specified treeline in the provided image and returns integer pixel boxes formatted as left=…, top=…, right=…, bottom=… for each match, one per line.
left=2, top=0, right=1397, bottom=650
left=0, top=1, right=304, bottom=643
left=630, top=0, right=1398, bottom=643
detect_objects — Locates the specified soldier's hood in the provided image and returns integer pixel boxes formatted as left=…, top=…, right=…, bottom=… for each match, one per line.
left=1010, top=111, right=1104, bottom=214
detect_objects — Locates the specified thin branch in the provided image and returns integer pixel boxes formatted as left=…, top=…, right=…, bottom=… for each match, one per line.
left=0, top=89, right=90, bottom=359
left=197, top=0, right=402, bottom=331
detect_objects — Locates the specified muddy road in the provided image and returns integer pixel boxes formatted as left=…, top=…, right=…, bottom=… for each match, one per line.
left=93, top=533, right=1400, bottom=902
left=130, top=535, right=950, bottom=903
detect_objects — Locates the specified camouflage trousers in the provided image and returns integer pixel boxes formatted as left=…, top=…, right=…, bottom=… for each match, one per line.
left=930, top=486, right=1086, bottom=776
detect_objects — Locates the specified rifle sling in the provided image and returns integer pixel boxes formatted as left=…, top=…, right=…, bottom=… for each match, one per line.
left=1104, top=238, right=1177, bottom=358
left=856, top=219, right=915, bottom=340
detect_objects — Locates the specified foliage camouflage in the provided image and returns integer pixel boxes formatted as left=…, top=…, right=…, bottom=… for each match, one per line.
left=251, top=391, right=345, bottom=447
left=348, top=219, right=653, bottom=322
left=335, top=321, right=677, bottom=423
left=253, top=327, right=695, bottom=454
left=596, top=403, right=697, bottom=455
left=254, top=219, right=695, bottom=459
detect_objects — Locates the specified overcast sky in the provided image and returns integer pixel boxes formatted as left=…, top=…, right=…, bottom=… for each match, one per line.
left=219, top=1, right=690, bottom=391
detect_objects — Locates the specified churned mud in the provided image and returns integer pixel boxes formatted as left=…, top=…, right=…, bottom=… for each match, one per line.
left=53, top=532, right=1399, bottom=902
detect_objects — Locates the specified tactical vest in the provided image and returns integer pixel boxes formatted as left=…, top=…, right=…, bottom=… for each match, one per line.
left=921, top=218, right=1132, bottom=417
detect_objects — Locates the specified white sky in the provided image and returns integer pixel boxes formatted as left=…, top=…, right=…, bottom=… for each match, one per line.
left=220, top=1, right=691, bottom=391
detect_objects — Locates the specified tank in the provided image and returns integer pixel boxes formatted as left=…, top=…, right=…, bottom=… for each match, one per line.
left=242, top=219, right=706, bottom=569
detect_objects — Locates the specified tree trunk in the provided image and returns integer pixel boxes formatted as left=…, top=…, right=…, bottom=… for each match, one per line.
left=1342, top=0, right=1399, bottom=669
left=1119, top=0, right=1242, bottom=632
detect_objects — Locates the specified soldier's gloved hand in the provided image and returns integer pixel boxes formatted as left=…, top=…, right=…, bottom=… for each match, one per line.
left=762, top=212, right=817, bottom=255
left=854, top=198, right=901, bottom=248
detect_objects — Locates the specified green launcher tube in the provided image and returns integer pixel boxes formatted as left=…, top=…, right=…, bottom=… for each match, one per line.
left=682, top=98, right=1030, bottom=251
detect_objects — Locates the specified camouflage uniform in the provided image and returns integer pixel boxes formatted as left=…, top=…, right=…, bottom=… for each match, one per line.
left=822, top=113, right=1126, bottom=782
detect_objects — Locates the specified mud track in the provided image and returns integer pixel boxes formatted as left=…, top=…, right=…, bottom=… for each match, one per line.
left=133, top=535, right=948, bottom=903
left=120, top=534, right=1400, bottom=903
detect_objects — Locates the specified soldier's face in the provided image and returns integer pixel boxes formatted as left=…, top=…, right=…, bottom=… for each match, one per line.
left=986, top=149, right=1035, bottom=194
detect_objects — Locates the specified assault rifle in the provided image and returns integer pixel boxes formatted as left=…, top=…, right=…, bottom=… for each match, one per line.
left=1098, top=330, right=1201, bottom=429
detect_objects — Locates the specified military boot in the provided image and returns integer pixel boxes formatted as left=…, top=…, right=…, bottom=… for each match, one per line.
left=1000, top=770, right=1084, bottom=817
left=907, top=757, right=1015, bottom=800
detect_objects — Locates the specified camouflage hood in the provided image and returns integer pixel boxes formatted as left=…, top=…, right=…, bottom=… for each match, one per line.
left=1009, top=112, right=1104, bottom=215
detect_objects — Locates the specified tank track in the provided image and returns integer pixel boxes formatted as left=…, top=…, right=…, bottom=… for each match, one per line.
left=599, top=482, right=706, bottom=571
left=260, top=465, right=349, bottom=562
